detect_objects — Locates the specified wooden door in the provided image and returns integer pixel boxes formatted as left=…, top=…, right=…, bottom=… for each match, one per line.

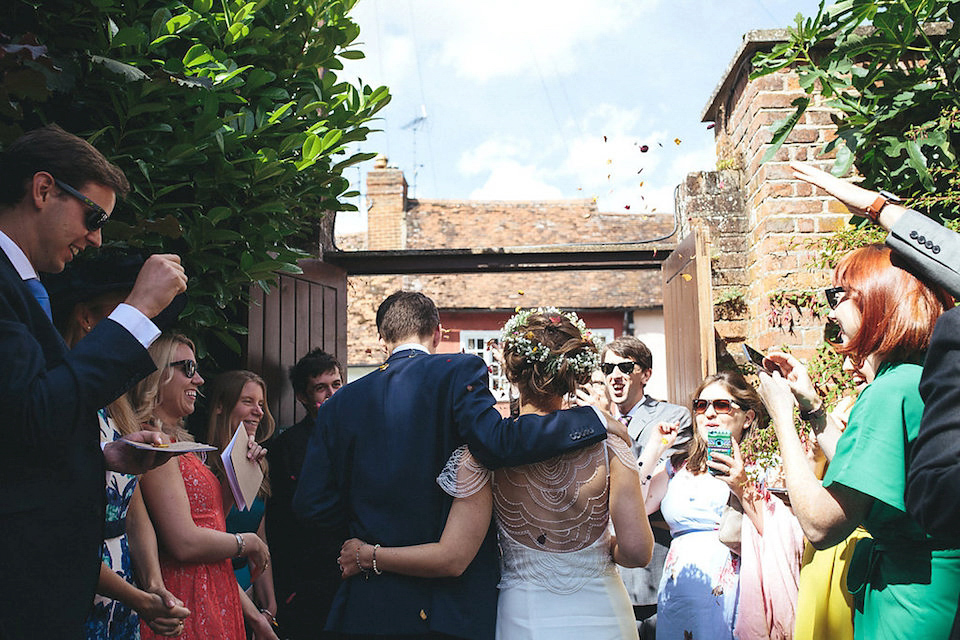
left=247, top=259, right=347, bottom=427
left=661, top=223, right=714, bottom=405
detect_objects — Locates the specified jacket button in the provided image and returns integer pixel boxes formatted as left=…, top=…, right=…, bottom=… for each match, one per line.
left=918, top=235, right=926, bottom=244
left=910, top=230, right=918, bottom=239
left=927, top=240, right=935, bottom=249
left=933, top=245, right=941, bottom=254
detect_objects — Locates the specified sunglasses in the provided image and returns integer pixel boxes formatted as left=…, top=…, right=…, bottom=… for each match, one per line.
left=169, top=359, right=198, bottom=378
left=693, top=398, right=744, bottom=414
left=824, top=286, right=845, bottom=309
left=54, top=178, right=110, bottom=232
left=601, top=361, right=642, bottom=375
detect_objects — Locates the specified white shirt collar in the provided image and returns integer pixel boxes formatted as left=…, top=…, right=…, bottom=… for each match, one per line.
left=391, top=342, right=430, bottom=356
left=0, top=229, right=37, bottom=280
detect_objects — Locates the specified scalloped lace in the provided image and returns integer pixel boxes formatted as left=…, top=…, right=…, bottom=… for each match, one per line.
left=438, top=439, right=641, bottom=593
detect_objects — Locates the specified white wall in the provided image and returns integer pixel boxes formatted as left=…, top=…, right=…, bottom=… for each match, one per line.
left=632, top=308, right=672, bottom=402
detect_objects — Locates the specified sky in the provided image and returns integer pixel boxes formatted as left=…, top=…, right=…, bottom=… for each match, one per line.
left=335, top=0, right=825, bottom=235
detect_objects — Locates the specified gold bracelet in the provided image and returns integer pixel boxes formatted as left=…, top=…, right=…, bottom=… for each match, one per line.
left=372, top=543, right=382, bottom=575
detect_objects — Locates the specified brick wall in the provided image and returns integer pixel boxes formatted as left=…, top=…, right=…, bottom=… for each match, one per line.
left=696, top=30, right=850, bottom=361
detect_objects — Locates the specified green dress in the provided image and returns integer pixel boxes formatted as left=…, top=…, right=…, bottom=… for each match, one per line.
left=823, top=361, right=960, bottom=639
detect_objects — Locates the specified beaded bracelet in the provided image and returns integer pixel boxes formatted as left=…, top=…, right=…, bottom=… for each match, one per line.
left=356, top=545, right=369, bottom=579
left=372, top=544, right=383, bottom=575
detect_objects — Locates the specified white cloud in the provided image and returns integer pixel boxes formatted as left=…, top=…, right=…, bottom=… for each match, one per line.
left=351, top=0, right=661, bottom=83
left=468, top=162, right=566, bottom=200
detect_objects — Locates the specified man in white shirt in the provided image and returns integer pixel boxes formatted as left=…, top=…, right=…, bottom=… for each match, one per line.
left=0, top=125, right=187, bottom=639
left=602, top=336, right=691, bottom=639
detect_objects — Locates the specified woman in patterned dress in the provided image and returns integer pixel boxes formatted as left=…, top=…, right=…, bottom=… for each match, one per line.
left=51, top=270, right=189, bottom=639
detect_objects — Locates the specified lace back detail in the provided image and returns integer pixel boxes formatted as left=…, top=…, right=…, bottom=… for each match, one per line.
left=493, top=443, right=610, bottom=553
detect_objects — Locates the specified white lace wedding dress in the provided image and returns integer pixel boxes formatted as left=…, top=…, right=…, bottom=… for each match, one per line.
left=439, top=438, right=640, bottom=640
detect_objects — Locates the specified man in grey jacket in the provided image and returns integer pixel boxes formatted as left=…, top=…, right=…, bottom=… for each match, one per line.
left=601, top=336, right=691, bottom=639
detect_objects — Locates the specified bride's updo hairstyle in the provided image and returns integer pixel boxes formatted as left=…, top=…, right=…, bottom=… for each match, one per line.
left=500, top=307, right=600, bottom=405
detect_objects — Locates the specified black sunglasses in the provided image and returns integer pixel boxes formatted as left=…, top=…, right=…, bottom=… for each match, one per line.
left=824, top=286, right=845, bottom=309
left=601, top=361, right=641, bottom=375
left=54, top=178, right=110, bottom=231
left=169, top=359, right=198, bottom=378
left=693, top=398, right=744, bottom=414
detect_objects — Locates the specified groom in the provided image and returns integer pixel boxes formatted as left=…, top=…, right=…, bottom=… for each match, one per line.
left=294, top=291, right=613, bottom=639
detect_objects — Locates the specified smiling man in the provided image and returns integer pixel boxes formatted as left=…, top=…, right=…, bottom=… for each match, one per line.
left=266, top=348, right=345, bottom=639
left=0, top=125, right=187, bottom=639
left=601, top=336, right=691, bottom=639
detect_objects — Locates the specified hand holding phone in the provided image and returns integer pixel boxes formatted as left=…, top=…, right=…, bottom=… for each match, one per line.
left=706, top=427, right=733, bottom=476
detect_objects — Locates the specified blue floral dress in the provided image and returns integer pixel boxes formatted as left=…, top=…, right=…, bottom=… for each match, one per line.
left=84, top=409, right=141, bottom=639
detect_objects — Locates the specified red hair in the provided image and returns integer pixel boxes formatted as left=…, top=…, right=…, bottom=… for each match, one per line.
left=833, top=244, right=952, bottom=365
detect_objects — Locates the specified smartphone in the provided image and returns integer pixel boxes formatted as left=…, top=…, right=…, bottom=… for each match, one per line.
left=742, top=344, right=766, bottom=372
left=706, top=427, right=733, bottom=476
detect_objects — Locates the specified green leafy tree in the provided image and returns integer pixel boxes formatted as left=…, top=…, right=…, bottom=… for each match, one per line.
left=1, top=0, right=390, bottom=360
left=753, top=0, right=960, bottom=219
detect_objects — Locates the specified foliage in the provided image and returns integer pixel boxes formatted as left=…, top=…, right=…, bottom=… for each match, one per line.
left=1, top=0, right=390, bottom=360
left=767, top=289, right=827, bottom=333
left=752, top=0, right=960, bottom=220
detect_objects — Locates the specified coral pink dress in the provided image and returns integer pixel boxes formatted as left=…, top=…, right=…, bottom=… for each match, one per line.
left=141, top=453, right=245, bottom=639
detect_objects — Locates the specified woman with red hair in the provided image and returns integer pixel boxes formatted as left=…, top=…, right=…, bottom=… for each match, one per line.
left=759, top=244, right=960, bottom=639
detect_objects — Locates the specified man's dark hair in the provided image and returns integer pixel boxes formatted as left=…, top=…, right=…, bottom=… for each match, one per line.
left=603, top=336, right=653, bottom=371
left=288, top=348, right=342, bottom=396
left=0, top=124, right=130, bottom=207
left=376, top=291, right=440, bottom=344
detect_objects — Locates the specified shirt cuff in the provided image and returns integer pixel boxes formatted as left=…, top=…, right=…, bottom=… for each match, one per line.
left=108, top=303, right=161, bottom=349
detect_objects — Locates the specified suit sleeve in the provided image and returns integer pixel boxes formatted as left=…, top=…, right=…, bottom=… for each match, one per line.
left=887, top=209, right=960, bottom=299
left=292, top=408, right=345, bottom=531
left=907, top=307, right=960, bottom=536
left=451, top=356, right=606, bottom=469
left=0, top=302, right=155, bottom=449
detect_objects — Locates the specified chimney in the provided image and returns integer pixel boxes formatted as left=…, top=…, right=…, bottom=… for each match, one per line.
left=366, top=155, right=408, bottom=250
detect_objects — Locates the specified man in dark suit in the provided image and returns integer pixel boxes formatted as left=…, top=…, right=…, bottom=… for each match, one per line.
left=294, top=292, right=612, bottom=639
left=0, top=125, right=187, bottom=638
left=601, top=336, right=691, bottom=639
left=267, top=349, right=345, bottom=638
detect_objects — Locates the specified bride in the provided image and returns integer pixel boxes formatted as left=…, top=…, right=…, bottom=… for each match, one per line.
left=339, top=307, right=654, bottom=639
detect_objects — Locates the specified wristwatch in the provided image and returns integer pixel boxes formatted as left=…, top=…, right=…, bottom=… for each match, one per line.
left=864, top=190, right=901, bottom=222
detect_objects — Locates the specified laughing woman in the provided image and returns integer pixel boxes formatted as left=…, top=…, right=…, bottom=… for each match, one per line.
left=758, top=244, right=960, bottom=639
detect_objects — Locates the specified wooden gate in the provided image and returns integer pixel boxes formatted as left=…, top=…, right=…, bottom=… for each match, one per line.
left=661, top=223, right=714, bottom=405
left=247, top=259, right=347, bottom=427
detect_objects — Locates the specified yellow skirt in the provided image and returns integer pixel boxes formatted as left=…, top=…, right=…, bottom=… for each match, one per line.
left=794, top=527, right=871, bottom=640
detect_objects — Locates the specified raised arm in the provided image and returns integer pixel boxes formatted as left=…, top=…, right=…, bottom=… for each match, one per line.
left=453, top=355, right=606, bottom=469
left=139, top=454, right=269, bottom=577
left=757, top=371, right=871, bottom=548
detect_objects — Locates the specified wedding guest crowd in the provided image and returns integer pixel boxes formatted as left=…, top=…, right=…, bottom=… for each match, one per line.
left=8, top=122, right=960, bottom=640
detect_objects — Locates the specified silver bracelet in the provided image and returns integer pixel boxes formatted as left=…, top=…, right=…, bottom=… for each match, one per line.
left=234, top=532, right=245, bottom=558
left=372, top=544, right=382, bottom=575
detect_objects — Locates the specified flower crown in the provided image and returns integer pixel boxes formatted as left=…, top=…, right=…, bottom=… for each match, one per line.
left=500, top=307, right=601, bottom=378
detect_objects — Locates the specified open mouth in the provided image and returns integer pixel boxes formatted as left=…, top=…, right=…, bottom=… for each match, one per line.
left=186, top=390, right=197, bottom=399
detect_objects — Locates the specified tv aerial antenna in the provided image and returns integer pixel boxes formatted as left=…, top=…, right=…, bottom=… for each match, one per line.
left=401, top=104, right=428, bottom=197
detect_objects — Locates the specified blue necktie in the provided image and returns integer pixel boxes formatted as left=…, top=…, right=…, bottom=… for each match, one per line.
left=25, top=277, right=52, bottom=320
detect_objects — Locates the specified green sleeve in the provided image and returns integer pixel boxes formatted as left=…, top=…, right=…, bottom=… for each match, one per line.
left=822, top=363, right=924, bottom=512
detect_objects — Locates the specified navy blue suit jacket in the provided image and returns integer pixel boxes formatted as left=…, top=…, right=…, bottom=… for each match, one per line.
left=293, top=349, right=605, bottom=640
left=0, top=252, right=155, bottom=639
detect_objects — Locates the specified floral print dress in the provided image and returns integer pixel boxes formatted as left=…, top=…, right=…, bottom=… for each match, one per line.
left=84, top=410, right=140, bottom=639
